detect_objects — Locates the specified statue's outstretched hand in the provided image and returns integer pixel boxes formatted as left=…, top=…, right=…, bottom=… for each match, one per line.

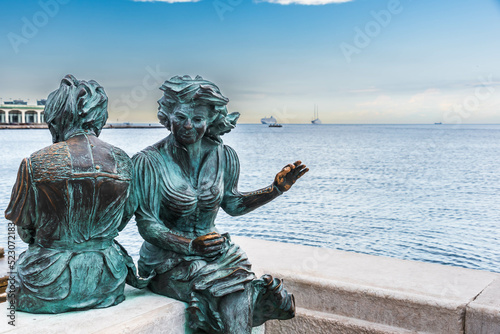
left=189, top=232, right=226, bottom=257
left=274, top=160, right=309, bottom=193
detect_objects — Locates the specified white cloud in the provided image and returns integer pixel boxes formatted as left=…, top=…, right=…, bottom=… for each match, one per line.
left=408, top=88, right=441, bottom=104
left=256, top=0, right=352, bottom=5
left=357, top=95, right=396, bottom=107
left=347, top=87, right=379, bottom=94
left=132, top=0, right=200, bottom=3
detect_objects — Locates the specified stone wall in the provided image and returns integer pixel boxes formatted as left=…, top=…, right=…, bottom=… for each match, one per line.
left=234, top=237, right=500, bottom=334
left=1, top=237, right=499, bottom=333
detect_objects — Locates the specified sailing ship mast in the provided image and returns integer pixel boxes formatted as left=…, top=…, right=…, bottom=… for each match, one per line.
left=311, top=104, right=322, bottom=124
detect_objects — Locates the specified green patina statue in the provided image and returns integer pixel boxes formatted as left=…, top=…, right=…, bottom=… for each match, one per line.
left=131, top=75, right=308, bottom=333
left=5, top=75, right=147, bottom=313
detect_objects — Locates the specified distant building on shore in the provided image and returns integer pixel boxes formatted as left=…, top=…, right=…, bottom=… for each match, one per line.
left=0, top=99, right=45, bottom=124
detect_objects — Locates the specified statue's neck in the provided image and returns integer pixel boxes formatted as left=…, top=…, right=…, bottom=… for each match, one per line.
left=66, top=129, right=95, bottom=141
left=53, top=129, right=96, bottom=143
left=171, top=137, right=204, bottom=186
left=185, top=141, right=202, bottom=174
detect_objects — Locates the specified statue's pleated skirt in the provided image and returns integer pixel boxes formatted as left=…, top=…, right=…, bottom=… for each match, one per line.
left=13, top=242, right=128, bottom=313
left=139, top=235, right=256, bottom=333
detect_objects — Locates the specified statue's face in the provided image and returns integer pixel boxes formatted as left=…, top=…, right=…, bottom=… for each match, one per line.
left=170, top=103, right=210, bottom=145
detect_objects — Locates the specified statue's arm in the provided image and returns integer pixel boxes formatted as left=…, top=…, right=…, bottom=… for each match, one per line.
left=119, top=154, right=138, bottom=232
left=5, top=158, right=36, bottom=244
left=132, top=152, right=191, bottom=255
left=118, top=182, right=137, bottom=232
left=221, top=146, right=283, bottom=217
left=118, top=153, right=139, bottom=232
left=135, top=210, right=191, bottom=255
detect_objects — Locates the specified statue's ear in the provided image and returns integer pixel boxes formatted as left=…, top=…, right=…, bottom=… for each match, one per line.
left=76, top=87, right=88, bottom=117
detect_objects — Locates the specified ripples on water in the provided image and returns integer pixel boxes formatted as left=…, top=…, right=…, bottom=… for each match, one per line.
left=1, top=124, right=499, bottom=272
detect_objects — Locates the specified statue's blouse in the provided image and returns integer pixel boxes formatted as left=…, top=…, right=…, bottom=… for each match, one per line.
left=132, top=134, right=241, bottom=241
left=5, top=134, right=134, bottom=312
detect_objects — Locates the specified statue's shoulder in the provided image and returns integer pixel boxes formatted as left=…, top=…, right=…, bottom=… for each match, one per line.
left=111, top=145, right=131, bottom=163
left=95, top=137, right=130, bottom=160
left=132, top=137, right=168, bottom=165
left=110, top=145, right=133, bottom=175
left=29, top=142, right=71, bottom=180
left=30, top=141, right=69, bottom=162
left=86, top=136, right=133, bottom=175
left=221, top=144, right=240, bottom=176
left=222, top=144, right=238, bottom=161
left=30, top=142, right=69, bottom=166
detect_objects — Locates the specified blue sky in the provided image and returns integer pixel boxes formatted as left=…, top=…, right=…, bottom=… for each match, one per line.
left=1, top=0, right=499, bottom=123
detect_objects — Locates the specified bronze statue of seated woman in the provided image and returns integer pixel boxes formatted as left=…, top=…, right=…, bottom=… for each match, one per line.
left=131, top=75, right=308, bottom=333
left=5, top=75, right=142, bottom=313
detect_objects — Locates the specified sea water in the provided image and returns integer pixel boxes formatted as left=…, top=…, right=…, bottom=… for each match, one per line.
left=1, top=124, right=499, bottom=272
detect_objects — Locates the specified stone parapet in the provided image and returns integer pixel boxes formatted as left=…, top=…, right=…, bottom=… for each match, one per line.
left=1, top=237, right=498, bottom=333
left=232, top=236, right=500, bottom=334
left=0, top=287, right=187, bottom=334
left=465, top=277, right=500, bottom=334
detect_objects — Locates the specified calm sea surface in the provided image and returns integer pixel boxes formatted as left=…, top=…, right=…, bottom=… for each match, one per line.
left=1, top=124, right=499, bottom=272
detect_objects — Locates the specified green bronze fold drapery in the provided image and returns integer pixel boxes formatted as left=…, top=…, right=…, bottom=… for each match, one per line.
left=5, top=75, right=149, bottom=313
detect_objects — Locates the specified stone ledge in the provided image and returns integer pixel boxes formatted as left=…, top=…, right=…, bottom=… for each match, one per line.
left=465, top=277, right=500, bottom=334
left=0, top=237, right=498, bottom=333
left=0, top=286, right=187, bottom=334
left=0, top=283, right=266, bottom=333
left=279, top=274, right=466, bottom=333
left=265, top=307, right=417, bottom=334
left=232, top=236, right=500, bottom=334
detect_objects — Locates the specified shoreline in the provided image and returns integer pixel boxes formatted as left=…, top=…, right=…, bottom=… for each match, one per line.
left=2, top=123, right=500, bottom=129
left=0, top=124, right=164, bottom=130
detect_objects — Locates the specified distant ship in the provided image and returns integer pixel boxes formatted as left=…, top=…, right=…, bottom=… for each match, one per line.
left=269, top=123, right=283, bottom=128
left=311, top=104, right=322, bottom=125
left=434, top=122, right=442, bottom=125
left=261, top=116, right=277, bottom=124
